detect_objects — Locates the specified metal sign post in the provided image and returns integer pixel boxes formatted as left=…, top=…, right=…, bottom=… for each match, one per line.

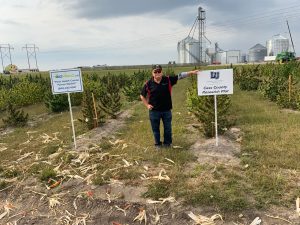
left=197, top=69, right=233, bottom=146
left=214, top=95, right=218, bottom=146
left=49, top=68, right=83, bottom=149
left=68, top=93, right=77, bottom=149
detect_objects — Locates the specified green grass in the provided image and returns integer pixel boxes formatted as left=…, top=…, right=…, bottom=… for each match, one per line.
left=230, top=86, right=300, bottom=206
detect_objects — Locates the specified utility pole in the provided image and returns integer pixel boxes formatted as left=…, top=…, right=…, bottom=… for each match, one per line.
left=0, top=44, right=14, bottom=72
left=22, top=44, right=39, bottom=71
left=286, top=20, right=295, bottom=54
left=198, top=7, right=206, bottom=64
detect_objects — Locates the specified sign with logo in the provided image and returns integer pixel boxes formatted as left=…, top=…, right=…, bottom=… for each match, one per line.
left=197, top=69, right=233, bottom=96
left=49, top=68, right=83, bottom=94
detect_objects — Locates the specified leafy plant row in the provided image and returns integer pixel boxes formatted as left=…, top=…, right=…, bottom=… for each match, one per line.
left=234, top=62, right=300, bottom=110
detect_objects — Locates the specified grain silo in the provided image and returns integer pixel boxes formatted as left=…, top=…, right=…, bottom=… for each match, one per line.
left=215, top=51, right=227, bottom=64
left=177, top=36, right=200, bottom=64
left=248, top=44, right=267, bottom=62
left=271, top=34, right=289, bottom=56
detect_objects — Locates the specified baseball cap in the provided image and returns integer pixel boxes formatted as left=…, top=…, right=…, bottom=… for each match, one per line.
left=152, top=64, right=162, bottom=70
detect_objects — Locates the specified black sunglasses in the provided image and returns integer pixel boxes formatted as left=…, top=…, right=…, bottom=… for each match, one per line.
left=154, top=69, right=162, bottom=74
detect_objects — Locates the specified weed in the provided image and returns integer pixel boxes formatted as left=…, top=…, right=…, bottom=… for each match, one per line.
left=0, top=180, right=8, bottom=189
left=1, top=169, right=20, bottom=178
left=28, top=162, right=49, bottom=174
left=116, top=167, right=141, bottom=181
left=142, top=181, right=171, bottom=200
left=40, top=167, right=57, bottom=182
left=41, top=144, right=59, bottom=157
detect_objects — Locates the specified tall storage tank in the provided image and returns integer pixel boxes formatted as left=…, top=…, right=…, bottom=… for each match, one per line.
left=248, top=43, right=267, bottom=62
left=177, top=36, right=200, bottom=64
left=272, top=34, right=289, bottom=56
left=215, top=51, right=227, bottom=64
left=266, top=39, right=273, bottom=56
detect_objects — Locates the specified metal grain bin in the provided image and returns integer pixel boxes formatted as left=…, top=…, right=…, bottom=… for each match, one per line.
left=248, top=43, right=267, bottom=62
left=177, top=36, right=200, bottom=64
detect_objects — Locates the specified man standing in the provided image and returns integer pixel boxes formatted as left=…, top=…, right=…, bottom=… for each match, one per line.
left=140, top=65, right=198, bottom=148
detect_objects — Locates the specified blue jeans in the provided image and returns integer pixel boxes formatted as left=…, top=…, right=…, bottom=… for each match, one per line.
left=149, top=110, right=172, bottom=146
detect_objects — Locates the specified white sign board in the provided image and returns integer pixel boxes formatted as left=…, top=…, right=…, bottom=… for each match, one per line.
left=50, top=68, right=83, bottom=94
left=197, top=69, right=233, bottom=96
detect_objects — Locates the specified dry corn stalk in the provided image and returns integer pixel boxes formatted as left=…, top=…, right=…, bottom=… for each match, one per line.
left=249, top=217, right=261, bottom=225
left=164, top=158, right=175, bottom=164
left=109, top=139, right=123, bottom=145
left=0, top=200, right=15, bottom=220
left=0, top=147, right=7, bottom=152
left=122, top=159, right=132, bottom=167
left=122, top=143, right=128, bottom=150
left=17, top=152, right=33, bottom=162
left=114, top=205, right=127, bottom=216
left=152, top=169, right=170, bottom=181
left=49, top=197, right=61, bottom=208
left=133, top=208, right=147, bottom=225
left=296, top=197, right=300, bottom=216
left=147, top=196, right=176, bottom=205
left=188, top=212, right=222, bottom=225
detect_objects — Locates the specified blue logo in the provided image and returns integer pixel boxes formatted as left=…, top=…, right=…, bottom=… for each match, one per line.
left=210, top=71, right=219, bottom=79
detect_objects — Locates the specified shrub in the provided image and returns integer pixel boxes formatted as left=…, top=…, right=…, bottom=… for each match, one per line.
left=187, top=78, right=231, bottom=137
left=2, top=103, right=29, bottom=127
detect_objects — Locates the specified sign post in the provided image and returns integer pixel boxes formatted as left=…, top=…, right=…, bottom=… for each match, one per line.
left=49, top=68, right=83, bottom=149
left=197, top=69, right=233, bottom=146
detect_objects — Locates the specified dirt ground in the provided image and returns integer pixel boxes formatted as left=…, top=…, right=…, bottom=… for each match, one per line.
left=0, top=111, right=300, bottom=225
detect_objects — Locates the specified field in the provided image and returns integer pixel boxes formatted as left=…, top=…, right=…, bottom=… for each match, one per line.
left=0, top=64, right=300, bottom=224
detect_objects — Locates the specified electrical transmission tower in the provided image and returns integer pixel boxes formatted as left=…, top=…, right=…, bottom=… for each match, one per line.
left=0, top=44, right=14, bottom=72
left=22, top=44, right=39, bottom=71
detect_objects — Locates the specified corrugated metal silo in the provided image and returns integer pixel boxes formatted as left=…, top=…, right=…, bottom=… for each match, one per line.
left=266, top=39, right=273, bottom=56
left=248, top=44, right=267, bottom=62
left=215, top=51, right=227, bottom=64
left=272, top=34, right=289, bottom=56
left=177, top=36, right=200, bottom=64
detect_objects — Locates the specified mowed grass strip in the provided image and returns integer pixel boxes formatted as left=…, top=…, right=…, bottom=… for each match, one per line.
left=231, top=86, right=300, bottom=207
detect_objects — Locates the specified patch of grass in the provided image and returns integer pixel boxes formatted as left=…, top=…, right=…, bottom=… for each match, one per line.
left=40, top=167, right=57, bottom=182
left=99, top=139, right=113, bottom=151
left=28, top=162, right=50, bottom=175
left=186, top=181, right=250, bottom=212
left=229, top=86, right=300, bottom=208
left=0, top=180, right=8, bottom=189
left=247, top=168, right=286, bottom=208
left=41, top=144, right=59, bottom=157
left=142, top=181, right=171, bottom=200
left=190, top=164, right=205, bottom=178
left=1, top=169, right=20, bottom=178
left=116, top=167, right=141, bottom=181
left=61, top=152, right=75, bottom=163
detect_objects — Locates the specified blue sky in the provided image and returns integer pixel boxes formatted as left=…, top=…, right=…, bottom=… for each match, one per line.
left=0, top=0, right=299, bottom=70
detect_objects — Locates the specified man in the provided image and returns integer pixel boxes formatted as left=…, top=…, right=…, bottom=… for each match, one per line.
left=140, top=65, right=199, bottom=148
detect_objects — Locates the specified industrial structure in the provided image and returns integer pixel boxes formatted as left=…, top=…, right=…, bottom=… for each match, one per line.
left=248, top=44, right=267, bottom=62
left=177, top=36, right=200, bottom=64
left=177, top=6, right=209, bottom=64
left=177, top=6, right=241, bottom=65
left=266, top=34, right=289, bottom=56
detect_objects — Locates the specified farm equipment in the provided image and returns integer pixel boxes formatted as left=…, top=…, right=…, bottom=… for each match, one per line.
left=276, top=20, right=297, bottom=64
left=275, top=51, right=296, bottom=63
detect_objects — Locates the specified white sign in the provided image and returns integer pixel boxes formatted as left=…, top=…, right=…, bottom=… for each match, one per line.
left=197, top=69, right=233, bottom=96
left=50, top=68, right=83, bottom=94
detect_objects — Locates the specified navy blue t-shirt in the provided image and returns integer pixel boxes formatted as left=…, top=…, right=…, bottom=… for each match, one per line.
left=141, top=75, right=178, bottom=111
